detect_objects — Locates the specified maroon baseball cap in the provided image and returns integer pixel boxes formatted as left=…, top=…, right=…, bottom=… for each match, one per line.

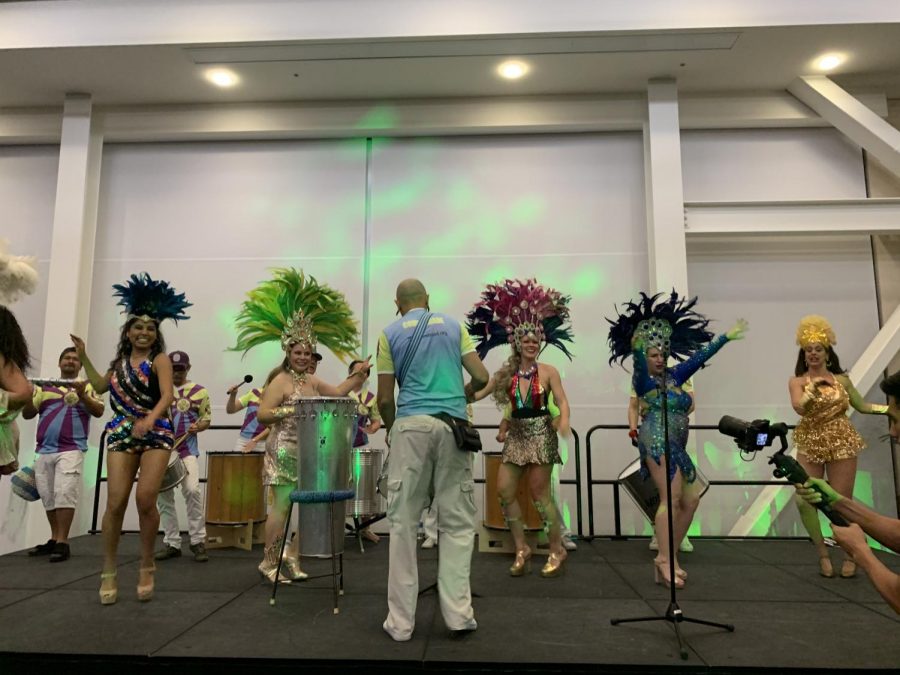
left=169, top=351, right=191, bottom=369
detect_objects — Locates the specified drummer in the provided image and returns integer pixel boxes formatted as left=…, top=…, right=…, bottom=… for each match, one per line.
left=348, top=359, right=383, bottom=543
left=155, top=351, right=211, bottom=563
left=21, top=347, right=104, bottom=562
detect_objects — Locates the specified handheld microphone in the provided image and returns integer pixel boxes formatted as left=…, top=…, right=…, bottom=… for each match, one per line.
left=243, top=374, right=253, bottom=384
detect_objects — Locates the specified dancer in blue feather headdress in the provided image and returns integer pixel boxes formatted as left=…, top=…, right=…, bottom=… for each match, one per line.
left=606, top=291, right=748, bottom=589
left=70, top=273, right=191, bottom=606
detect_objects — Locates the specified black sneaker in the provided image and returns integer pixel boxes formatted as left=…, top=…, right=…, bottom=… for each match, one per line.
left=190, top=542, right=209, bottom=562
left=154, top=545, right=182, bottom=561
left=28, top=539, right=56, bottom=557
left=49, top=542, right=70, bottom=563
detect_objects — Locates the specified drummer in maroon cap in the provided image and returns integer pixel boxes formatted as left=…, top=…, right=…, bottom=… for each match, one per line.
left=155, top=351, right=211, bottom=562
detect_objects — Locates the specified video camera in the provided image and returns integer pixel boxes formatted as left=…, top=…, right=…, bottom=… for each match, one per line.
left=717, top=415, right=847, bottom=526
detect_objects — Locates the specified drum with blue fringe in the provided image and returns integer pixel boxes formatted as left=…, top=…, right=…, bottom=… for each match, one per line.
left=295, top=397, right=355, bottom=557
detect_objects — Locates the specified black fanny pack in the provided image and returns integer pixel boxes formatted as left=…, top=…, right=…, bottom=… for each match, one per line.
left=430, top=413, right=482, bottom=453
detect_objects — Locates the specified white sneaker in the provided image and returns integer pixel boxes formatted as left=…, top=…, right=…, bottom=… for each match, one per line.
left=421, top=536, right=437, bottom=549
left=649, top=535, right=659, bottom=551
left=562, top=535, right=577, bottom=551
left=679, top=536, right=694, bottom=553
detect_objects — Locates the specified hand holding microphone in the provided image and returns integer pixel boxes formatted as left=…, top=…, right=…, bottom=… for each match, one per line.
left=227, top=374, right=253, bottom=395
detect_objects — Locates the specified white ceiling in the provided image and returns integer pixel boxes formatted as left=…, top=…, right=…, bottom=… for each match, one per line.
left=1, top=23, right=899, bottom=107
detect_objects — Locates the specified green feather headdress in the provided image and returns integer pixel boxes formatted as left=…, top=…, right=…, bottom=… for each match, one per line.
left=231, top=268, right=360, bottom=362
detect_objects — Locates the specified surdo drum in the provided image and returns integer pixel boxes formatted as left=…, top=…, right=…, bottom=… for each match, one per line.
left=295, top=397, right=356, bottom=557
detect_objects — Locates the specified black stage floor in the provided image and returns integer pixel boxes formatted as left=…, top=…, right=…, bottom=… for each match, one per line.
left=0, top=534, right=898, bottom=673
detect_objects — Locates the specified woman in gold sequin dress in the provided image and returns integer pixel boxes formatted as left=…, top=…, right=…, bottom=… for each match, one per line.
left=232, top=269, right=368, bottom=584
left=789, top=316, right=889, bottom=579
left=466, top=279, right=573, bottom=578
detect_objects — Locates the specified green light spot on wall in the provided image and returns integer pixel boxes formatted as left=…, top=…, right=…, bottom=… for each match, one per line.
left=570, top=268, right=605, bottom=297
left=508, top=195, right=545, bottom=225
left=354, top=106, right=398, bottom=130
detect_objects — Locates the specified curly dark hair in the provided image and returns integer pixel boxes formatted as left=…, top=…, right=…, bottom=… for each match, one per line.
left=0, top=306, right=30, bottom=372
left=794, top=346, right=845, bottom=377
left=109, top=317, right=165, bottom=372
left=881, top=371, right=900, bottom=399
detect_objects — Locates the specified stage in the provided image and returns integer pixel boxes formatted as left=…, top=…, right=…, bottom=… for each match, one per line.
left=0, top=534, right=898, bottom=673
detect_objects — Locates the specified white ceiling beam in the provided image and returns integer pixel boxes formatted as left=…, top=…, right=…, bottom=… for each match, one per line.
left=0, top=91, right=888, bottom=145
left=788, top=75, right=900, bottom=178
left=4, top=1, right=899, bottom=50
left=685, top=199, right=900, bottom=235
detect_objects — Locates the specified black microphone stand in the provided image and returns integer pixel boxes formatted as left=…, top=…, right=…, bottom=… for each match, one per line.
left=611, top=352, right=734, bottom=660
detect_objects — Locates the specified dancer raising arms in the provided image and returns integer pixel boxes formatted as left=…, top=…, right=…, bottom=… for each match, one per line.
left=467, top=279, right=574, bottom=577
left=72, top=273, right=190, bottom=604
left=231, top=269, right=368, bottom=583
left=607, top=292, right=747, bottom=588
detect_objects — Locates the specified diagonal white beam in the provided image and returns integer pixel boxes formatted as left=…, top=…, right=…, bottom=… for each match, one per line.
left=848, top=303, right=900, bottom=397
left=788, top=75, right=900, bottom=178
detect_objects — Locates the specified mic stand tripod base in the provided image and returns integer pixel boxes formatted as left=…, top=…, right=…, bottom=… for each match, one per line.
left=610, top=361, right=734, bottom=660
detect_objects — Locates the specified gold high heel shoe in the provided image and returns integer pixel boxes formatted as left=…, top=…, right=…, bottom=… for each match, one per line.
left=258, top=543, right=292, bottom=585
left=540, top=550, right=567, bottom=578
left=840, top=558, right=856, bottom=578
left=282, top=553, right=309, bottom=581
left=136, top=566, right=155, bottom=602
left=653, top=558, right=685, bottom=589
left=509, top=546, right=532, bottom=576
left=819, top=555, right=835, bottom=578
left=99, top=571, right=118, bottom=605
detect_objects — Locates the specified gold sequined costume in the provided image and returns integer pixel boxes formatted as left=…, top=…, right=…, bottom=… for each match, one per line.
left=793, top=377, right=865, bottom=464
left=503, top=414, right=560, bottom=466
left=263, top=377, right=304, bottom=486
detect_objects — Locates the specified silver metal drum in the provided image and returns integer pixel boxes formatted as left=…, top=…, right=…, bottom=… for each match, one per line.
left=295, top=397, right=355, bottom=558
left=347, top=448, right=386, bottom=517
left=159, top=453, right=187, bottom=492
left=617, top=458, right=710, bottom=523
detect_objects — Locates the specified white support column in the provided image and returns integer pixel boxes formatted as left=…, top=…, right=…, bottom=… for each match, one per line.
left=643, top=79, right=688, bottom=294
left=39, top=94, right=103, bottom=376
left=788, top=76, right=900, bottom=178
left=848, top=304, right=900, bottom=397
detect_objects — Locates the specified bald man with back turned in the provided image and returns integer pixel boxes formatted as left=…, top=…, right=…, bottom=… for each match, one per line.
left=377, top=279, right=489, bottom=641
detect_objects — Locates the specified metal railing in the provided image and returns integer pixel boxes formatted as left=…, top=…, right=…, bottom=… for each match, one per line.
left=584, top=423, right=797, bottom=539
left=89, top=423, right=585, bottom=536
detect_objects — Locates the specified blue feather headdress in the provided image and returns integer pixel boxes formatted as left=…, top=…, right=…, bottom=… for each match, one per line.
left=466, top=278, right=574, bottom=360
left=606, top=291, right=712, bottom=365
left=112, top=273, right=191, bottom=324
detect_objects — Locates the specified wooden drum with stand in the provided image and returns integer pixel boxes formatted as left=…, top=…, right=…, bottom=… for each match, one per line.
left=204, top=451, right=266, bottom=550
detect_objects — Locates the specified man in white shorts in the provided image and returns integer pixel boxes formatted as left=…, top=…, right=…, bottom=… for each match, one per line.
left=22, top=347, right=104, bottom=562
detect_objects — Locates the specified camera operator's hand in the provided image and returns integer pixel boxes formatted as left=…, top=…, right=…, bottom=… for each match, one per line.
left=725, top=318, right=749, bottom=341
left=831, top=523, right=868, bottom=557
left=795, top=477, right=843, bottom=506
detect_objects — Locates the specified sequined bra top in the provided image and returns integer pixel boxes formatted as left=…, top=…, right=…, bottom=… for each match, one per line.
left=509, top=370, right=549, bottom=419
left=800, top=376, right=851, bottom=425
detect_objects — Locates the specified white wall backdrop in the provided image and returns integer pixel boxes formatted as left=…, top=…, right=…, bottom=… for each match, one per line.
left=87, top=139, right=368, bottom=534
left=0, top=145, right=59, bottom=554
left=368, top=133, right=648, bottom=531
left=3, top=126, right=893, bottom=550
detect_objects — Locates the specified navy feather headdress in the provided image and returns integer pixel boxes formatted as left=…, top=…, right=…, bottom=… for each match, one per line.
left=112, top=273, right=191, bottom=324
left=466, top=278, right=574, bottom=361
left=606, top=291, right=712, bottom=366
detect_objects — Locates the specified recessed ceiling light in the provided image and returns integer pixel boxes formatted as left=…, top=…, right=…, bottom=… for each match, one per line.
left=814, top=53, right=845, bottom=72
left=497, top=60, right=530, bottom=80
left=205, top=68, right=239, bottom=88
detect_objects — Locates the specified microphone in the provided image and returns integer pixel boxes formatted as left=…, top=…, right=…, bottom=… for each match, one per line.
left=227, top=375, right=254, bottom=395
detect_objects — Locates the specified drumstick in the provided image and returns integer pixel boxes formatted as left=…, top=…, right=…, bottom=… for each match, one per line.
left=173, top=432, right=191, bottom=449
left=28, top=378, right=87, bottom=387
left=226, top=374, right=253, bottom=395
